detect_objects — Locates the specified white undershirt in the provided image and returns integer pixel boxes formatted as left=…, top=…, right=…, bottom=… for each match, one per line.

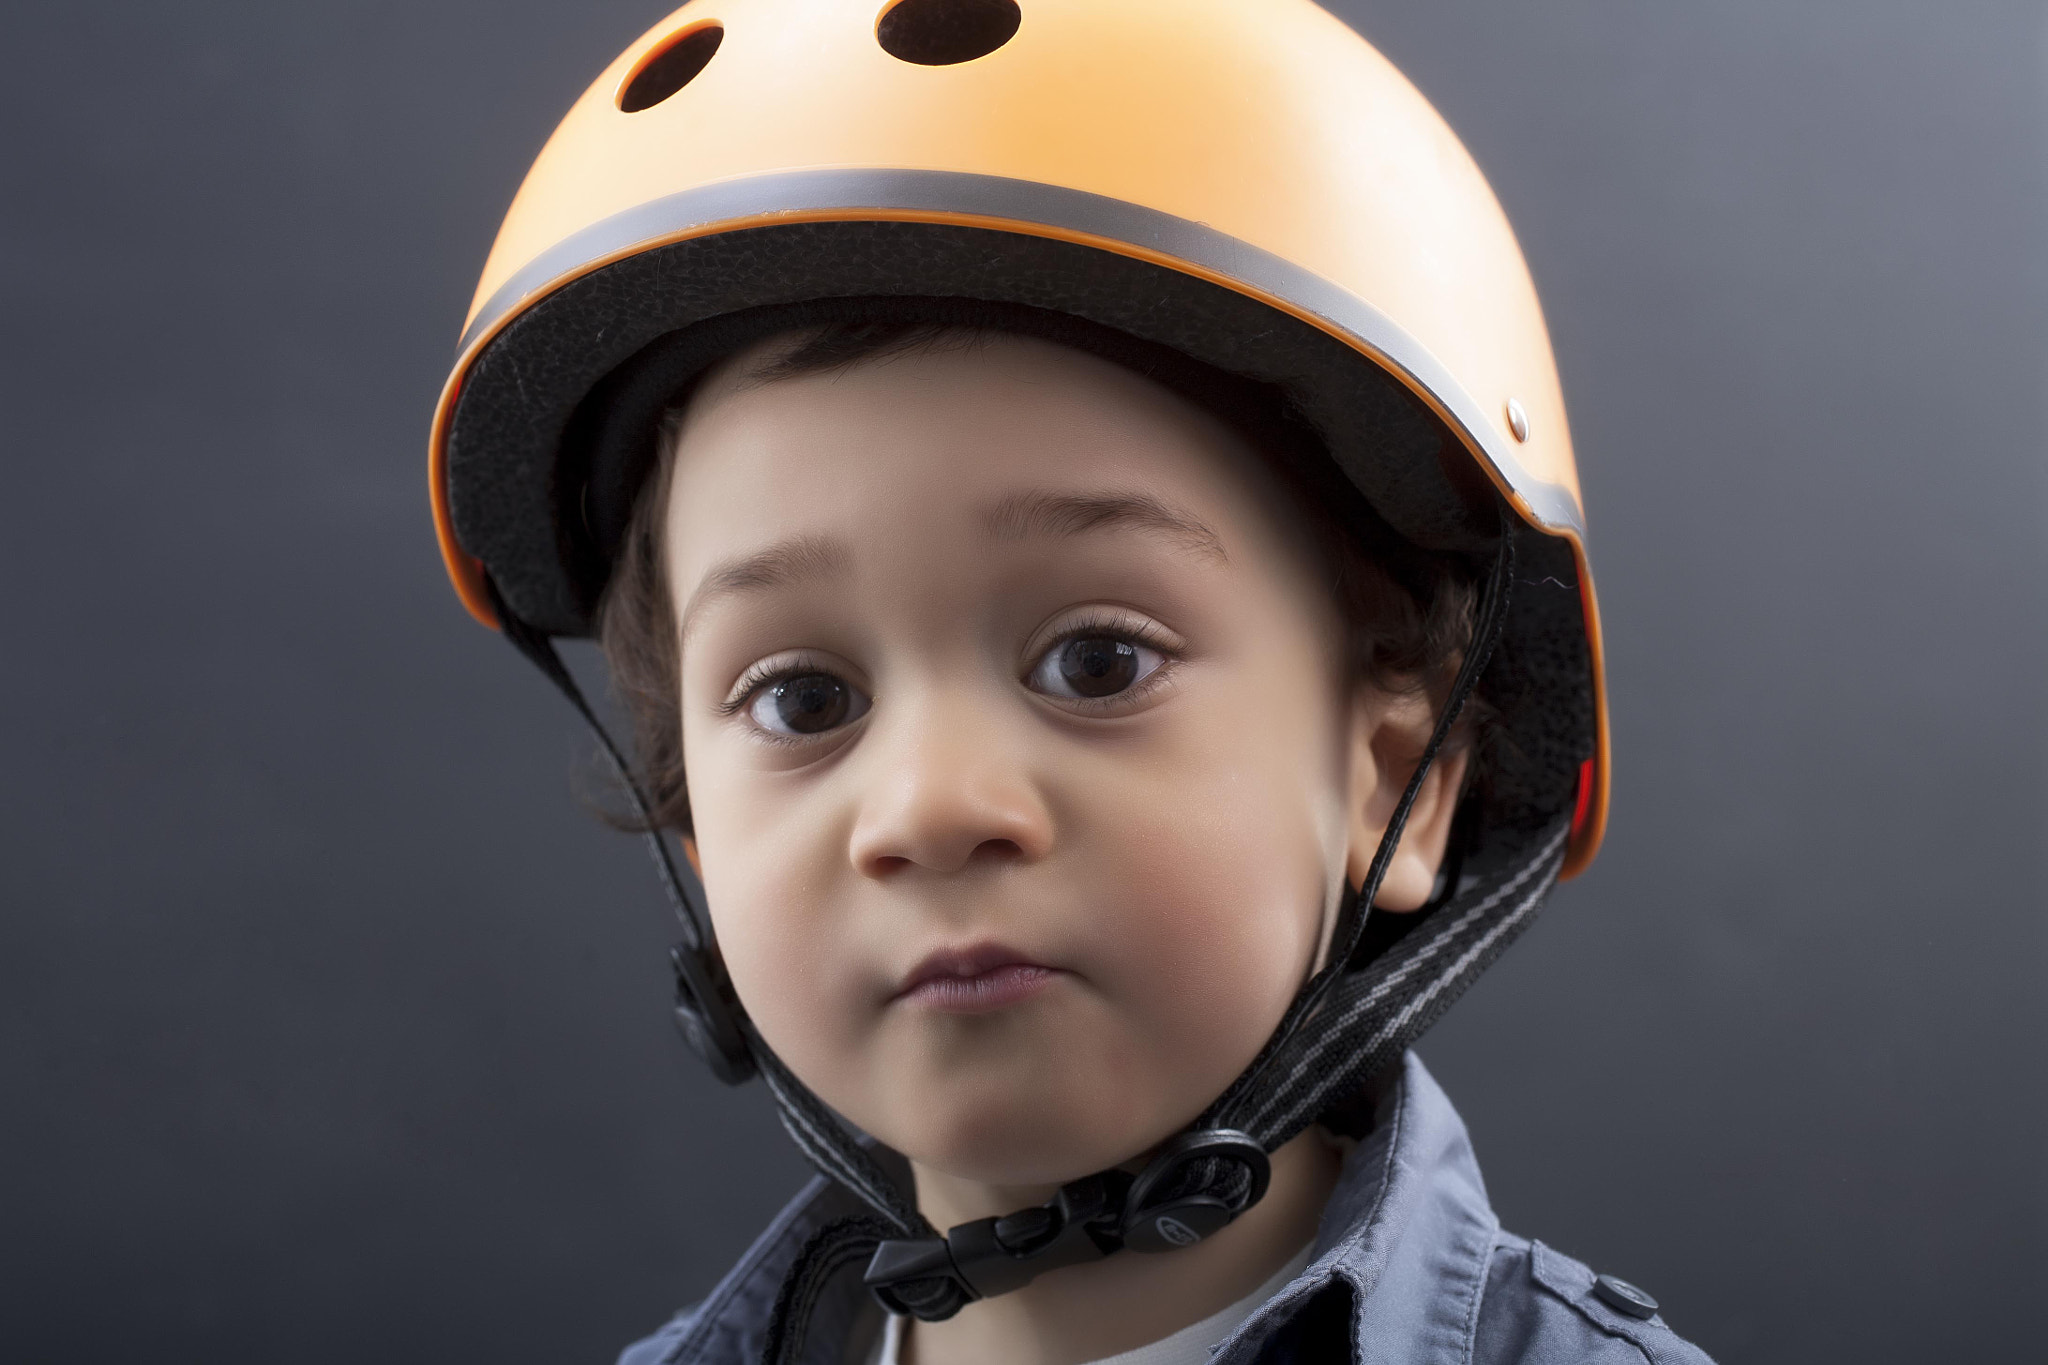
left=868, top=1241, right=1315, bottom=1365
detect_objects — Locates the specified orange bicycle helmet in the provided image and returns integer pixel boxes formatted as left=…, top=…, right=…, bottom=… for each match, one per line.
left=427, top=0, right=1609, bottom=1337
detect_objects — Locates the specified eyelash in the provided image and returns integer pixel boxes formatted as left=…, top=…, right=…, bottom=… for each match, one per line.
left=718, top=654, right=834, bottom=718
left=718, top=613, right=1183, bottom=738
left=1028, top=612, right=1182, bottom=711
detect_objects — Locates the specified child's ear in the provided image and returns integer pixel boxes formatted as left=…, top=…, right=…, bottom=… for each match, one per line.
left=1344, top=690, right=1471, bottom=912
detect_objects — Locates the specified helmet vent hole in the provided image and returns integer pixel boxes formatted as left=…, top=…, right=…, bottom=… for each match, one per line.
left=877, top=0, right=1020, bottom=66
left=619, top=24, right=723, bottom=112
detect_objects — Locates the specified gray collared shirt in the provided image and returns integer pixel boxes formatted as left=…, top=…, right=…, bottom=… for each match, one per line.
left=621, top=1055, right=1716, bottom=1365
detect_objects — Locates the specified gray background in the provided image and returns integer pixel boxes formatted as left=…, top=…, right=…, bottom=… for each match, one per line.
left=4, top=1, right=2043, bottom=1360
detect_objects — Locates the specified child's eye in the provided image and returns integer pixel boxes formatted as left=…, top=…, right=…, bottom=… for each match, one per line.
left=745, top=671, right=871, bottom=736
left=1027, top=635, right=1166, bottom=701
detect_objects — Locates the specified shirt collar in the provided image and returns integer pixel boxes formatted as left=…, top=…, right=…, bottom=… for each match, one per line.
left=1212, top=1052, right=1500, bottom=1365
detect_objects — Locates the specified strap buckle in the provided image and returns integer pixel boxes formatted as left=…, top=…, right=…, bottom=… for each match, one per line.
left=864, top=1129, right=1270, bottom=1319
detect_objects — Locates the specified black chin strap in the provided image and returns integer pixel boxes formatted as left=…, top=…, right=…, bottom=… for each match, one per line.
left=487, top=580, right=756, bottom=1085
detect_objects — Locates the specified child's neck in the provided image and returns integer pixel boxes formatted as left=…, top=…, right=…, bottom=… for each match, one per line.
left=903, top=1130, right=1343, bottom=1365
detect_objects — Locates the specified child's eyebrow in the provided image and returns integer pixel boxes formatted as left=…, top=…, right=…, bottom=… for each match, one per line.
left=678, top=534, right=851, bottom=643
left=979, top=490, right=1229, bottom=564
left=677, top=493, right=1224, bottom=643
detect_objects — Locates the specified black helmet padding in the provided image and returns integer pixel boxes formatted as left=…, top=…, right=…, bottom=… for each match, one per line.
left=448, top=219, right=1497, bottom=634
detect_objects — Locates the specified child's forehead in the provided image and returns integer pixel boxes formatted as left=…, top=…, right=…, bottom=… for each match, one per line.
left=677, top=329, right=1270, bottom=492
left=692, top=326, right=1168, bottom=417
left=674, top=333, right=1309, bottom=548
left=661, top=331, right=1326, bottom=600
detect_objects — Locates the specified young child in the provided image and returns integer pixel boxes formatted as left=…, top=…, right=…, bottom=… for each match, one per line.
left=427, top=2, right=1715, bottom=1362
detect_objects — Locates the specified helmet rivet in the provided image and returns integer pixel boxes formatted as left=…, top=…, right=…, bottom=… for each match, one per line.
left=1505, top=398, right=1530, bottom=443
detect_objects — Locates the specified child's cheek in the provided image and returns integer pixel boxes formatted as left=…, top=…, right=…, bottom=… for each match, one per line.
left=693, top=803, right=889, bottom=1092
left=1084, top=650, right=1343, bottom=1023
left=1082, top=756, right=1335, bottom=1094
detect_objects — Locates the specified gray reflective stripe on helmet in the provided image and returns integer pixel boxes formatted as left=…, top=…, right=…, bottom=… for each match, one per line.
left=455, top=166, right=1584, bottom=540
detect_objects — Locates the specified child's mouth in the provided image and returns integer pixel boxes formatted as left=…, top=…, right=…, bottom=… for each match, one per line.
left=893, top=944, right=1060, bottom=1013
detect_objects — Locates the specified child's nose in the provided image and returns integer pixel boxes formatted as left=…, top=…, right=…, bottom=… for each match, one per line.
left=845, top=704, right=1053, bottom=878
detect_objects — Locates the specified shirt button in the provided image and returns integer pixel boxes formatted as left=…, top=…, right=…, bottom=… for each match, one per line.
left=1592, top=1274, right=1660, bottom=1320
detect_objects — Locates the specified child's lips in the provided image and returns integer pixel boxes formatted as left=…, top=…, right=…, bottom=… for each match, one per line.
left=892, top=943, right=1062, bottom=1013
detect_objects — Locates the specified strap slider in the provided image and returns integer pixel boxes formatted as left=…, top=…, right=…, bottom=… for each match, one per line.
left=1121, top=1130, right=1271, bottom=1254
left=667, top=944, right=755, bottom=1085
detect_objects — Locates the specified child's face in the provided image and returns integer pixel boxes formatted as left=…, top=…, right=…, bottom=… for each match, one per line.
left=666, top=335, right=1432, bottom=1199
